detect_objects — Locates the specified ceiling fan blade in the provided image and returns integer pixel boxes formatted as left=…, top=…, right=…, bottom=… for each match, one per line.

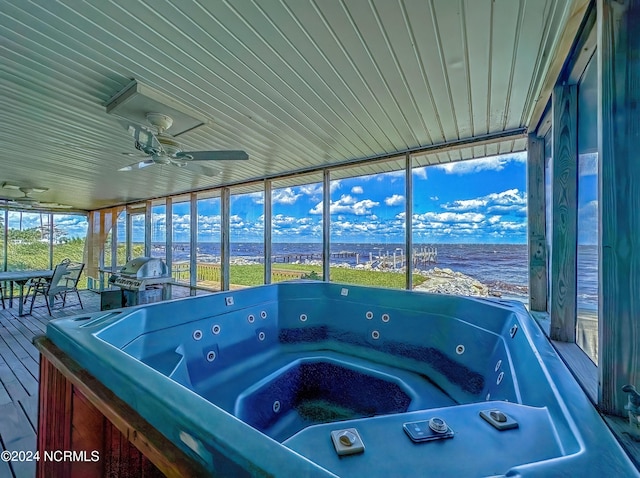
left=38, top=202, right=73, bottom=209
left=120, top=120, right=163, bottom=154
left=175, top=150, right=249, bottom=161
left=2, top=183, right=48, bottom=193
left=121, top=151, right=150, bottom=157
left=118, top=159, right=156, bottom=171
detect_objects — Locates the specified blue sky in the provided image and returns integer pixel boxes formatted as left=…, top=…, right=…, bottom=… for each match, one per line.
left=7, top=151, right=599, bottom=245
left=265, top=152, right=529, bottom=244
left=177, top=152, right=530, bottom=244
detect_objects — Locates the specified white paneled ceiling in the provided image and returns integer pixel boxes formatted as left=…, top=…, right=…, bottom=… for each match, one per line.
left=0, top=0, right=585, bottom=211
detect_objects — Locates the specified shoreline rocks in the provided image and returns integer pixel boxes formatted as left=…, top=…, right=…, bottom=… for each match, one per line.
left=413, top=267, right=490, bottom=297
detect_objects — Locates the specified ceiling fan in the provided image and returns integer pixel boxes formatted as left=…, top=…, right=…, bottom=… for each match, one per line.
left=118, top=113, right=248, bottom=177
left=1, top=184, right=72, bottom=209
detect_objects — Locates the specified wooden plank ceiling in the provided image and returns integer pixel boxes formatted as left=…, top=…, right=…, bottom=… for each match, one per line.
left=0, top=0, right=580, bottom=211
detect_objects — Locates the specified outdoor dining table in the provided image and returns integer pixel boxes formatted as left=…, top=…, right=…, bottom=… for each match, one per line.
left=0, top=269, right=54, bottom=316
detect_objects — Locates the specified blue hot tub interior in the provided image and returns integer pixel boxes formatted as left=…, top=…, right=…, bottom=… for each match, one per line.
left=234, top=357, right=414, bottom=441
left=47, top=282, right=639, bottom=477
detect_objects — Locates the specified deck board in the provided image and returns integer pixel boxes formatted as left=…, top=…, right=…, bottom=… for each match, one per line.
left=0, top=400, right=37, bottom=478
left=19, top=395, right=38, bottom=433
left=0, top=362, right=13, bottom=405
left=0, top=320, right=40, bottom=376
left=0, top=290, right=100, bottom=478
left=0, top=330, right=39, bottom=398
left=0, top=352, right=30, bottom=403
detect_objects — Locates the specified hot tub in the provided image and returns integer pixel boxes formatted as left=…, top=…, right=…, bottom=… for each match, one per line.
left=46, top=282, right=638, bottom=477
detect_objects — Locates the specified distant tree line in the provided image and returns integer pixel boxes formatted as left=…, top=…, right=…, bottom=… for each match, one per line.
left=5, top=226, right=71, bottom=244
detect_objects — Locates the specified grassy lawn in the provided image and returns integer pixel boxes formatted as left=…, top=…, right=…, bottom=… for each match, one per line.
left=228, top=263, right=427, bottom=289
left=6, top=240, right=86, bottom=270
left=4, top=237, right=426, bottom=291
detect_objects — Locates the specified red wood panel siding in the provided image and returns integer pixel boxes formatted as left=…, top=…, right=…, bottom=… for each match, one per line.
left=35, top=338, right=209, bottom=478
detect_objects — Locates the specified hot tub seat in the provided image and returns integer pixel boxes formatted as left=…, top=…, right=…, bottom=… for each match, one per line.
left=230, top=354, right=455, bottom=442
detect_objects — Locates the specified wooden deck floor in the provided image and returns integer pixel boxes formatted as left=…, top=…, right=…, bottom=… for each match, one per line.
left=0, top=290, right=100, bottom=478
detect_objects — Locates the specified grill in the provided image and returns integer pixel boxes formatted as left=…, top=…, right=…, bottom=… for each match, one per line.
left=108, top=257, right=172, bottom=307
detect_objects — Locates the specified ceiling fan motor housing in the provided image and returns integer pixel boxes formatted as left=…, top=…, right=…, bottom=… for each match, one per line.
left=146, top=113, right=173, bottom=133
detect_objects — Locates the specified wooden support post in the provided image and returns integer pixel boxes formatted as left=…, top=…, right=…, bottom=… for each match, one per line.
left=598, top=0, right=640, bottom=415
left=323, top=170, right=330, bottom=282
left=189, top=193, right=197, bottom=293
left=550, top=84, right=578, bottom=342
left=528, top=134, right=547, bottom=311
left=48, top=212, right=54, bottom=269
left=144, top=200, right=152, bottom=258
left=221, top=188, right=230, bottom=290
left=264, top=180, right=272, bottom=284
left=405, top=153, right=413, bottom=290
left=110, top=211, right=118, bottom=271
left=125, top=209, right=132, bottom=263
left=165, top=197, right=173, bottom=279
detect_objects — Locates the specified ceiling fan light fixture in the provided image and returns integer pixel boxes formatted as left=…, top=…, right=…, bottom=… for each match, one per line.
left=156, top=134, right=182, bottom=156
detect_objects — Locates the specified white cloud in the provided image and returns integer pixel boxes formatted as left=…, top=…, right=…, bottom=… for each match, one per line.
left=413, top=167, right=427, bottom=179
left=384, top=194, right=405, bottom=206
left=351, top=186, right=363, bottom=194
left=345, top=199, right=378, bottom=215
left=337, top=195, right=356, bottom=205
left=309, top=202, right=323, bottom=214
left=272, top=214, right=297, bottom=226
left=491, top=221, right=527, bottom=232
left=229, top=214, right=243, bottom=225
left=579, top=153, right=598, bottom=176
left=249, top=192, right=264, bottom=204
left=434, top=152, right=526, bottom=175
left=430, top=196, right=439, bottom=201
left=580, top=200, right=598, bottom=216
left=442, top=198, right=487, bottom=211
left=443, top=189, right=526, bottom=215
left=172, top=214, right=191, bottom=225
left=329, top=180, right=342, bottom=193
left=310, top=194, right=379, bottom=216
left=414, top=211, right=485, bottom=223
left=298, top=184, right=323, bottom=198
left=272, top=188, right=302, bottom=205
left=197, top=214, right=221, bottom=235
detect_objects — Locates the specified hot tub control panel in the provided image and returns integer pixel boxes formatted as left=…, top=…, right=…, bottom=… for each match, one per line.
left=283, top=402, right=567, bottom=477
left=403, top=417, right=454, bottom=443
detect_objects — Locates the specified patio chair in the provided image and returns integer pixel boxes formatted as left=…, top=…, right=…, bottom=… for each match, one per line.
left=60, top=261, right=84, bottom=309
left=28, top=260, right=80, bottom=315
left=24, top=258, right=71, bottom=305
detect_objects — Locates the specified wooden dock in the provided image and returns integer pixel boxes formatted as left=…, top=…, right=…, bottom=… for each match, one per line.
left=271, top=247, right=437, bottom=267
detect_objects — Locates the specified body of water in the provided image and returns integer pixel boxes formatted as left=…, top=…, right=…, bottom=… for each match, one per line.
left=156, top=242, right=598, bottom=309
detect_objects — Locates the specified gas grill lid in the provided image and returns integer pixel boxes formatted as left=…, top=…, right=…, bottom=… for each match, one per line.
left=119, top=257, right=169, bottom=279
